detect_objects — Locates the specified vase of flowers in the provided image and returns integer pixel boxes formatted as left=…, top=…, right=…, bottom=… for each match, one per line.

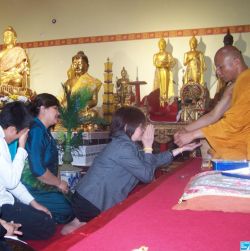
left=59, top=83, right=92, bottom=165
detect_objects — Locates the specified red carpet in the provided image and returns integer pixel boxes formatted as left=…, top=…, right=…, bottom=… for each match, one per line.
left=31, top=158, right=250, bottom=250
left=28, top=171, right=153, bottom=250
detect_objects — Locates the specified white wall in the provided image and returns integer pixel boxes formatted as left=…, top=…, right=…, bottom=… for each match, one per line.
left=1, top=0, right=250, bottom=106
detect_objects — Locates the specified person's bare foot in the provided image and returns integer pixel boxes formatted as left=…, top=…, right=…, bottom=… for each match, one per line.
left=61, top=218, right=86, bottom=235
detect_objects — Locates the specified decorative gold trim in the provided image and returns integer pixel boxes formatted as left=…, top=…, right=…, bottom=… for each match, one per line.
left=0, top=24, right=249, bottom=50
left=152, top=121, right=187, bottom=144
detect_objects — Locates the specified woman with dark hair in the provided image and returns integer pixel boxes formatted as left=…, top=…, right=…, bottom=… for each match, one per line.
left=21, top=93, right=74, bottom=224
left=61, top=106, right=201, bottom=234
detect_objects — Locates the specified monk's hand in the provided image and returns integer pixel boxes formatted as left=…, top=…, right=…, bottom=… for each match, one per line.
left=173, top=128, right=187, bottom=144
left=182, top=141, right=202, bottom=152
left=174, top=127, right=188, bottom=136
left=174, top=131, right=194, bottom=147
left=173, top=131, right=180, bottom=144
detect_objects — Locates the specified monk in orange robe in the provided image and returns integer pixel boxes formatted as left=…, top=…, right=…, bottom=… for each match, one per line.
left=174, top=45, right=250, bottom=160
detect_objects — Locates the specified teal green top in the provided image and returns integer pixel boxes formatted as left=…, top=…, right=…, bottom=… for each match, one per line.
left=22, top=117, right=58, bottom=191
left=8, top=140, right=18, bottom=160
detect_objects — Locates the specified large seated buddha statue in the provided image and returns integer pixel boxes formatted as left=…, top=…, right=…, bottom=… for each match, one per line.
left=0, top=26, right=33, bottom=98
left=64, top=51, right=102, bottom=118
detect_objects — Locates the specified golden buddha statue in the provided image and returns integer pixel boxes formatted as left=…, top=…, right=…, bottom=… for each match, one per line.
left=115, top=67, right=134, bottom=107
left=0, top=26, right=32, bottom=97
left=183, top=36, right=206, bottom=85
left=153, top=38, right=176, bottom=106
left=64, top=51, right=102, bottom=118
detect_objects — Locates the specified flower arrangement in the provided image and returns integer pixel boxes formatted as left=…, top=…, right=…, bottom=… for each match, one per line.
left=57, top=83, right=92, bottom=164
left=55, top=83, right=109, bottom=165
left=0, top=94, right=29, bottom=108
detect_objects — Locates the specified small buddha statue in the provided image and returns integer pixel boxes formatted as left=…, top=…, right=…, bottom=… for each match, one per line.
left=153, top=38, right=176, bottom=106
left=0, top=26, right=32, bottom=98
left=64, top=51, right=102, bottom=119
left=183, top=36, right=206, bottom=86
left=223, top=29, right=234, bottom=46
left=115, top=67, right=134, bottom=107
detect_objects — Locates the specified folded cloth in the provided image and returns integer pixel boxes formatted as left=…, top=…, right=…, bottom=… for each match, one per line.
left=173, top=170, right=250, bottom=213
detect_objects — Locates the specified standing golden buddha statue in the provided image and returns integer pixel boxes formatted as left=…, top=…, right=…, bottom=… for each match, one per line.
left=183, top=36, right=206, bottom=85
left=153, top=38, right=176, bottom=106
left=0, top=26, right=32, bottom=97
left=180, top=36, right=208, bottom=122
left=64, top=51, right=102, bottom=118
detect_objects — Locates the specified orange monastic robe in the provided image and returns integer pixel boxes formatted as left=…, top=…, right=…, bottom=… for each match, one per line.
left=202, top=69, right=250, bottom=160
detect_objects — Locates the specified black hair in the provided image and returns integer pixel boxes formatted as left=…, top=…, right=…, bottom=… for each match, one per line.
left=0, top=101, right=33, bottom=132
left=110, top=106, right=146, bottom=138
left=29, top=93, right=60, bottom=117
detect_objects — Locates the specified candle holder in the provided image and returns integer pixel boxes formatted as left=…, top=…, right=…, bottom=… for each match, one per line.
left=104, top=58, right=113, bottom=72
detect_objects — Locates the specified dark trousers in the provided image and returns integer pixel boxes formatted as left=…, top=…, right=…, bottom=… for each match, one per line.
left=1, top=202, right=55, bottom=240
left=71, top=192, right=101, bottom=222
left=29, top=190, right=74, bottom=224
left=0, top=239, right=13, bottom=251
left=0, top=238, right=35, bottom=251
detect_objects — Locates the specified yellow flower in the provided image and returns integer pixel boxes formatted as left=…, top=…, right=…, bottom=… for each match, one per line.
left=9, top=94, right=19, bottom=100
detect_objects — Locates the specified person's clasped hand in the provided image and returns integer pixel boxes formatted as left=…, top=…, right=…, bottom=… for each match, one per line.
left=142, top=124, right=155, bottom=148
left=0, top=219, right=23, bottom=237
left=58, top=180, right=69, bottom=194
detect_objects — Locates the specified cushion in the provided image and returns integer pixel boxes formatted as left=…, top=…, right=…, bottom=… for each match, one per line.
left=173, top=170, right=250, bottom=213
left=173, top=195, right=250, bottom=213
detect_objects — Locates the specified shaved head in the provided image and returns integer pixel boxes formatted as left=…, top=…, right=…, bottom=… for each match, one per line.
left=214, top=45, right=247, bottom=83
left=215, top=45, right=243, bottom=63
